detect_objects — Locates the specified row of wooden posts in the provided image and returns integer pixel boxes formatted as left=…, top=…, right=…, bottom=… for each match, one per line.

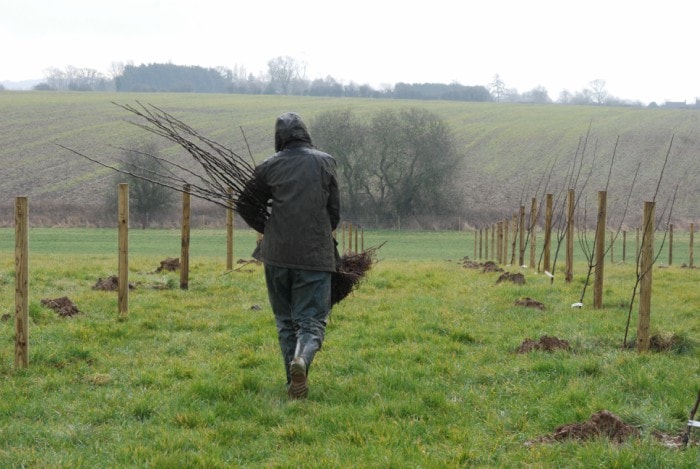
left=10, top=187, right=695, bottom=366
left=12, top=183, right=367, bottom=368
left=470, top=190, right=695, bottom=353
left=472, top=191, right=695, bottom=270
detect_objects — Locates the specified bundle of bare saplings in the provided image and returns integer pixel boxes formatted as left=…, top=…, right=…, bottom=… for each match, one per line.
left=60, top=102, right=379, bottom=305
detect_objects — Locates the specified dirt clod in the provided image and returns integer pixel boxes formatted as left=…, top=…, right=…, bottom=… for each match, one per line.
left=41, top=296, right=82, bottom=317
left=517, top=335, right=570, bottom=353
left=514, top=297, right=545, bottom=310
left=155, top=257, right=180, bottom=272
left=93, top=275, right=134, bottom=291
left=496, top=272, right=525, bottom=284
left=526, top=410, right=639, bottom=446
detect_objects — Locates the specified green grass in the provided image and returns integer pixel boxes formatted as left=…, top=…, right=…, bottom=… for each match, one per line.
left=0, top=229, right=698, bottom=467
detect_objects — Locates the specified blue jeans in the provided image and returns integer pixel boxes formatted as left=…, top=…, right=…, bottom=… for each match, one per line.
left=264, top=264, right=331, bottom=384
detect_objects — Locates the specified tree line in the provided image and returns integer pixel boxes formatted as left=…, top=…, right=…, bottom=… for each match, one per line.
left=30, top=56, right=651, bottom=106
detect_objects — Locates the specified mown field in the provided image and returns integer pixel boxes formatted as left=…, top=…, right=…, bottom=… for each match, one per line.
left=0, top=228, right=698, bottom=467
left=1, top=91, right=699, bottom=226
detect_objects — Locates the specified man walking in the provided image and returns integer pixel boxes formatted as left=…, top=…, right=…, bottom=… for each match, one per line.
left=238, top=112, right=340, bottom=399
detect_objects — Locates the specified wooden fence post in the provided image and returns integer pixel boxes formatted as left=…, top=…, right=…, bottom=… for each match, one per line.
left=497, top=222, right=504, bottom=264
left=485, top=226, right=489, bottom=260
left=668, top=223, right=673, bottom=266
left=341, top=221, right=346, bottom=253
left=518, top=205, right=525, bottom=266
left=690, top=223, right=695, bottom=268
left=504, top=218, right=510, bottom=265
left=118, top=184, right=129, bottom=317
left=543, top=194, right=553, bottom=273
left=180, top=184, right=191, bottom=290
left=479, top=228, right=483, bottom=259
left=349, top=223, right=354, bottom=254
left=637, top=201, right=655, bottom=352
left=473, top=229, right=477, bottom=259
left=593, top=191, right=607, bottom=309
left=510, top=213, right=517, bottom=265
left=15, top=196, right=29, bottom=368
left=566, top=189, right=574, bottom=282
left=491, top=224, right=496, bottom=262
left=530, top=197, right=537, bottom=270
left=226, top=187, right=234, bottom=270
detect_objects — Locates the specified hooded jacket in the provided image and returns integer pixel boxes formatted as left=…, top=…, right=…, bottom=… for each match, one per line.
left=239, top=112, right=340, bottom=272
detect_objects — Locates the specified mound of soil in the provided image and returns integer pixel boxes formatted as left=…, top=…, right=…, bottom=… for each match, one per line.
left=93, top=275, right=134, bottom=291
left=461, top=259, right=505, bottom=273
left=155, top=257, right=180, bottom=272
left=41, top=296, right=82, bottom=317
left=496, top=272, right=525, bottom=284
left=482, top=261, right=504, bottom=273
left=517, top=335, right=570, bottom=353
left=625, top=333, right=687, bottom=352
left=527, top=410, right=639, bottom=446
left=514, top=297, right=545, bottom=310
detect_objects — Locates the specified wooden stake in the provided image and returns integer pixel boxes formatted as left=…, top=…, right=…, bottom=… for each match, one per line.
left=226, top=187, right=234, bottom=270
left=566, top=189, right=574, bottom=282
left=668, top=223, right=673, bottom=266
left=180, top=184, right=191, bottom=290
left=593, top=191, right=607, bottom=309
left=690, top=223, right=695, bottom=268
left=518, top=205, right=525, bottom=266
left=530, top=197, right=537, bottom=271
left=637, top=201, right=655, bottom=352
left=543, top=194, right=553, bottom=273
left=118, top=184, right=129, bottom=317
left=15, top=197, right=29, bottom=368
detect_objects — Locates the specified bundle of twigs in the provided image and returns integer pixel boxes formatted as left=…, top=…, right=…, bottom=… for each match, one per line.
left=58, top=101, right=271, bottom=228
left=60, top=102, right=381, bottom=304
left=332, top=243, right=384, bottom=306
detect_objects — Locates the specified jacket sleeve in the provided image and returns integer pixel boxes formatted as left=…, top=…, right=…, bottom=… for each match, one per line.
left=236, top=172, right=270, bottom=234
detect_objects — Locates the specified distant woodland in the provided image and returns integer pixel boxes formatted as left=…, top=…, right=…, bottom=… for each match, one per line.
left=28, top=58, right=696, bottom=108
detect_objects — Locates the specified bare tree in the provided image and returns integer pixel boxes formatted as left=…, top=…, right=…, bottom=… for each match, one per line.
left=489, top=74, right=506, bottom=103
left=267, top=56, right=305, bottom=94
left=589, top=79, right=608, bottom=104
left=106, top=141, right=178, bottom=229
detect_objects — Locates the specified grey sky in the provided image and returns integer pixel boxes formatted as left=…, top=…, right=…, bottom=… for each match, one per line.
left=1, top=0, right=697, bottom=103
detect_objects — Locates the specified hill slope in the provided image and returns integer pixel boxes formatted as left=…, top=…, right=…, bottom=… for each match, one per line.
left=1, top=91, right=698, bottom=227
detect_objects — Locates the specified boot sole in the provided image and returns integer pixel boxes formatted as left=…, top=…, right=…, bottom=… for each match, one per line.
left=288, top=358, right=308, bottom=399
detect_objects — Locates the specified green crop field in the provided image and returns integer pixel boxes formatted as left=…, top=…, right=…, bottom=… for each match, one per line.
left=0, top=228, right=698, bottom=467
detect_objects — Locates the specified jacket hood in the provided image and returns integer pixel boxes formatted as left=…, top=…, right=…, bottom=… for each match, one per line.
left=274, top=112, right=312, bottom=152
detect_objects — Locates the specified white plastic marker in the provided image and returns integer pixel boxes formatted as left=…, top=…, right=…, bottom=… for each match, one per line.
left=571, top=302, right=583, bottom=308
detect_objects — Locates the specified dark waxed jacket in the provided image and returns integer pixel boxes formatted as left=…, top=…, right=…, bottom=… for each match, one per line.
left=239, top=112, right=340, bottom=272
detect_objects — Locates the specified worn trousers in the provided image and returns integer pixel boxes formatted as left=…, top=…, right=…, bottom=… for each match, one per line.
left=264, top=264, right=332, bottom=385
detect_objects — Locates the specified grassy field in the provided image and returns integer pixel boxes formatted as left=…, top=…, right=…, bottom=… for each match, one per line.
left=1, top=91, right=699, bottom=225
left=0, top=228, right=698, bottom=467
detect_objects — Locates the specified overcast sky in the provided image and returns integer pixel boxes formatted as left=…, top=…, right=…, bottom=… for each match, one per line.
left=1, top=0, right=697, bottom=104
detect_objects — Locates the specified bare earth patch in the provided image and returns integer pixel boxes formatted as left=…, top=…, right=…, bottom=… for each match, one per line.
left=514, top=297, right=545, bottom=310
left=496, top=272, right=525, bottom=285
left=93, top=275, right=134, bottom=291
left=155, top=257, right=180, bottom=272
left=517, top=335, right=570, bottom=353
left=526, top=410, right=639, bottom=446
left=41, top=296, right=82, bottom=317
